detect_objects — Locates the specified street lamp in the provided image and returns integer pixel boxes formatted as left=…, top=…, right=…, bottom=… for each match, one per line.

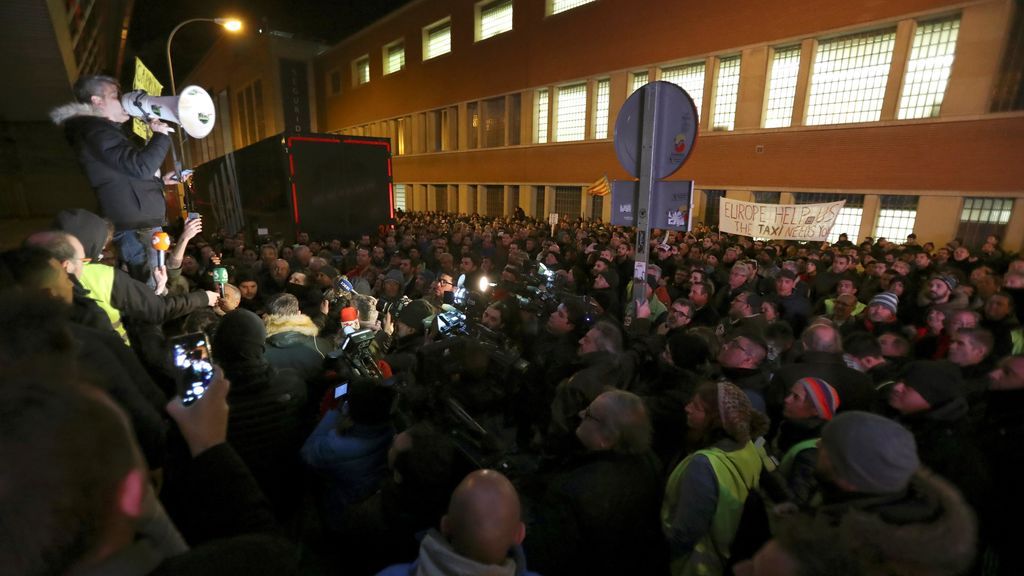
left=165, top=17, right=243, bottom=175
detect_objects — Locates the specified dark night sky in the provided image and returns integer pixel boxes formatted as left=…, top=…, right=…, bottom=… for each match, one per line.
left=123, top=0, right=414, bottom=89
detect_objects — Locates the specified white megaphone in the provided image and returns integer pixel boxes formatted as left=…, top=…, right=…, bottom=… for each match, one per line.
left=121, top=85, right=216, bottom=139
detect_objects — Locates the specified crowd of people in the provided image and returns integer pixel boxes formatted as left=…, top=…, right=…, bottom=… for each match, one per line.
left=2, top=202, right=1022, bottom=576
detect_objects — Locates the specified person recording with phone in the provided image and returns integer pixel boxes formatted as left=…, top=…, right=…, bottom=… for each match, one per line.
left=50, top=74, right=178, bottom=284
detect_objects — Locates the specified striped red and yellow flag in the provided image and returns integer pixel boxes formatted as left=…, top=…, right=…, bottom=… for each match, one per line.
left=586, top=174, right=611, bottom=197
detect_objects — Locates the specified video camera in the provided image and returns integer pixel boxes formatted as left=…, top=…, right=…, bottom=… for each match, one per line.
left=326, top=327, right=383, bottom=387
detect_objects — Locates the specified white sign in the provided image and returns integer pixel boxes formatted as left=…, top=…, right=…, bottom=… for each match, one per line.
left=719, top=198, right=846, bottom=241
left=548, top=213, right=559, bottom=226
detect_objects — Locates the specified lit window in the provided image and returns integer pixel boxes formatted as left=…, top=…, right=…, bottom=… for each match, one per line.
left=764, top=45, right=801, bottom=128
left=394, top=184, right=407, bottom=210
left=806, top=28, right=896, bottom=125
left=555, top=84, right=587, bottom=142
left=476, top=0, right=513, bottom=42
left=795, top=193, right=864, bottom=243
left=874, top=195, right=918, bottom=240
left=535, top=89, right=549, bottom=144
left=898, top=17, right=960, bottom=119
left=423, top=19, right=451, bottom=60
left=631, top=71, right=648, bottom=93
left=549, top=0, right=595, bottom=15
left=384, top=42, right=405, bottom=75
left=594, top=79, right=610, bottom=139
left=960, top=198, right=1013, bottom=224
left=712, top=55, right=740, bottom=131
left=661, top=62, right=705, bottom=118
left=354, top=55, right=370, bottom=85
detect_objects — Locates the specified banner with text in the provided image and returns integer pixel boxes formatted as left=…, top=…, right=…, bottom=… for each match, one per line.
left=719, top=198, right=845, bottom=241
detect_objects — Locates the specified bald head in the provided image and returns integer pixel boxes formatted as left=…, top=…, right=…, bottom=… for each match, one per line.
left=441, top=469, right=525, bottom=566
left=24, top=231, right=86, bottom=279
left=801, top=324, right=842, bottom=354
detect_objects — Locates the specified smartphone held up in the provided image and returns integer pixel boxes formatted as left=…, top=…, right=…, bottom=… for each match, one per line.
left=170, top=332, right=214, bottom=406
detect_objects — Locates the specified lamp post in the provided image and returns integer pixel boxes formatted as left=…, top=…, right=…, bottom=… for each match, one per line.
left=165, top=17, right=242, bottom=176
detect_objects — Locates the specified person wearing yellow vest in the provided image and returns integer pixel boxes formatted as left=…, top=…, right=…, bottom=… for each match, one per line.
left=662, top=381, right=770, bottom=576
left=54, top=209, right=219, bottom=346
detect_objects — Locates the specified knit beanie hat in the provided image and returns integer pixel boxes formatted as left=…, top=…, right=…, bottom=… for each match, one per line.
left=213, top=308, right=267, bottom=364
left=383, top=269, right=404, bottom=285
left=901, top=360, right=964, bottom=408
left=717, top=381, right=769, bottom=442
left=931, top=273, right=958, bottom=292
left=820, top=411, right=919, bottom=494
left=796, top=377, right=840, bottom=420
left=397, top=299, right=435, bottom=332
left=869, top=292, right=899, bottom=314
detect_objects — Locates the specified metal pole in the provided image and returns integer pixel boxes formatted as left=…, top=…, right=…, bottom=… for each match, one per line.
left=631, top=83, right=660, bottom=303
left=166, top=18, right=216, bottom=212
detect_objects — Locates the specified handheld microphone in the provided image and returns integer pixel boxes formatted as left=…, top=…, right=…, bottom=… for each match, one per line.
left=212, top=267, right=228, bottom=297
left=151, top=232, right=170, bottom=268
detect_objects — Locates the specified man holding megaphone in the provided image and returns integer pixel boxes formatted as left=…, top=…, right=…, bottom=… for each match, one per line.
left=50, top=74, right=180, bottom=284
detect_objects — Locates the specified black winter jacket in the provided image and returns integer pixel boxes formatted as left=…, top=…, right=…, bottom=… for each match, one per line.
left=53, top=103, right=170, bottom=231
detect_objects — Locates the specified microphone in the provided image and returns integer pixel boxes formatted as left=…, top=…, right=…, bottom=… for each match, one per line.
left=151, top=232, right=170, bottom=268
left=212, top=267, right=228, bottom=297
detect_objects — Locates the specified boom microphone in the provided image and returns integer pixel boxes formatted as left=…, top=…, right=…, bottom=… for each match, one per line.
left=121, top=86, right=217, bottom=139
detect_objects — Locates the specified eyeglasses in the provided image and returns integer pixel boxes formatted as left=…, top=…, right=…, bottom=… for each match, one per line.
left=437, top=278, right=453, bottom=286
left=670, top=307, right=691, bottom=319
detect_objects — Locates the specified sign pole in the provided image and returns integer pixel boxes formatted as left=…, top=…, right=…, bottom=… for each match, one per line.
left=632, top=85, right=659, bottom=303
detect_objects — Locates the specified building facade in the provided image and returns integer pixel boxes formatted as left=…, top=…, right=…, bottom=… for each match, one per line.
left=312, top=0, right=1024, bottom=249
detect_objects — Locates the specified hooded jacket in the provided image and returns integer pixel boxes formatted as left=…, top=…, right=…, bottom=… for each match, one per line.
left=263, top=313, right=332, bottom=381
left=376, top=530, right=540, bottom=576
left=51, top=103, right=170, bottom=231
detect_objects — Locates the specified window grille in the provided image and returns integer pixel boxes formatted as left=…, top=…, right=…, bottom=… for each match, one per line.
left=555, top=84, right=587, bottom=142
left=555, top=186, right=582, bottom=219
left=478, top=0, right=513, bottom=41
left=355, top=56, right=370, bottom=85
left=874, top=195, right=919, bottom=241
left=661, top=62, right=705, bottom=118
left=594, top=79, right=610, bottom=139
left=764, top=46, right=801, bottom=128
left=806, top=29, right=896, bottom=125
left=549, top=0, right=595, bottom=16
left=535, top=89, right=549, bottom=143
left=384, top=42, right=405, bottom=75
left=898, top=17, right=960, bottom=119
left=631, top=71, right=648, bottom=93
left=424, top=20, right=451, bottom=60
left=712, top=56, right=741, bottom=130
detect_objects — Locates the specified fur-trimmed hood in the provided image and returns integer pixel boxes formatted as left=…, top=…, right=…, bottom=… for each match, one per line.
left=49, top=102, right=104, bottom=126
left=837, top=469, right=977, bottom=575
left=264, top=313, right=320, bottom=339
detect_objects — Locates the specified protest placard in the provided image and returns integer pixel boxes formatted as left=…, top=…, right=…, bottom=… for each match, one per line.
left=719, top=198, right=845, bottom=241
